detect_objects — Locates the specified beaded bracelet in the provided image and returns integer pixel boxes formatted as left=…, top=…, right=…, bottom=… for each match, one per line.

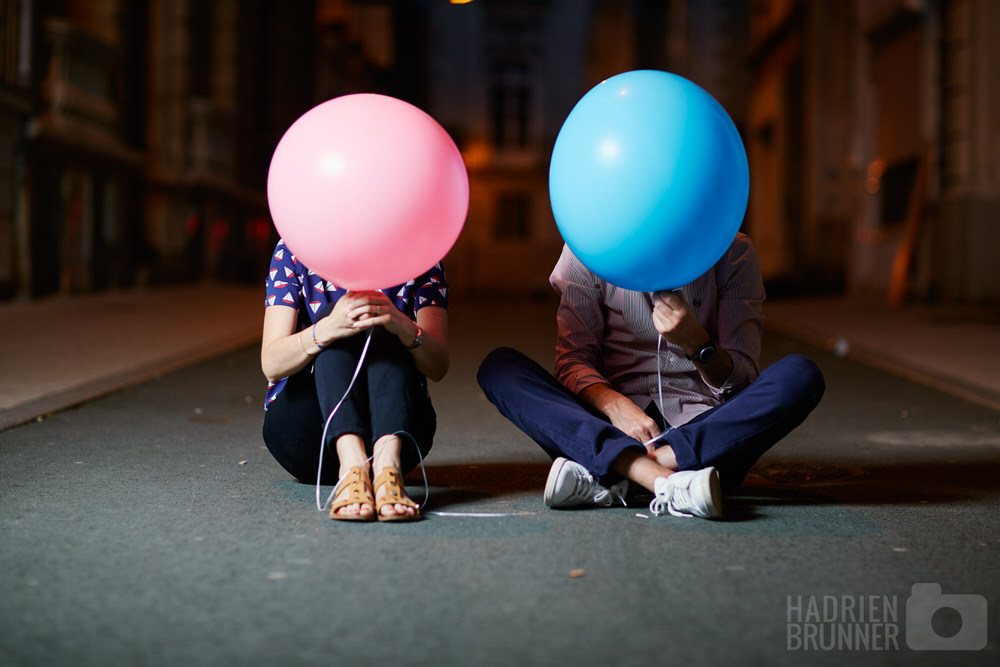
left=312, top=323, right=325, bottom=352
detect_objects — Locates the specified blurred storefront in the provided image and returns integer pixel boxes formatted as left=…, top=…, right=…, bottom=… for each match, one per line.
left=2, top=0, right=997, bottom=305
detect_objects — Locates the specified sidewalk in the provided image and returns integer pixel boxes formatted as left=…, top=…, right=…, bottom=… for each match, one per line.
left=764, top=297, right=1000, bottom=412
left=1, top=287, right=998, bottom=433
left=0, top=285, right=263, bottom=431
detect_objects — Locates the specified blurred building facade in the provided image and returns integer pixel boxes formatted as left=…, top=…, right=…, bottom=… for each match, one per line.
left=0, top=0, right=312, bottom=298
left=1, top=0, right=997, bottom=304
left=0, top=0, right=402, bottom=299
left=747, top=0, right=1000, bottom=303
left=428, top=0, right=747, bottom=296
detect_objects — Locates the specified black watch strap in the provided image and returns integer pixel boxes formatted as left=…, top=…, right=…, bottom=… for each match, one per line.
left=686, top=341, right=717, bottom=364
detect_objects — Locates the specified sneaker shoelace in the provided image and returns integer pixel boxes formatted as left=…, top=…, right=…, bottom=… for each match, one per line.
left=593, top=480, right=628, bottom=507
left=649, top=479, right=691, bottom=517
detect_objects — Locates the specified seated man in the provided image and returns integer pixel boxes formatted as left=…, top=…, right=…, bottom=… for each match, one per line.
left=477, top=234, right=824, bottom=519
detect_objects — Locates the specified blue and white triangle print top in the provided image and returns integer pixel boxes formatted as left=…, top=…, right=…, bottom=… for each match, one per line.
left=263, top=239, right=448, bottom=410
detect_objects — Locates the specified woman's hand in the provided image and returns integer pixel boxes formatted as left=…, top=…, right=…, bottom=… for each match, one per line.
left=341, top=290, right=419, bottom=345
left=318, top=290, right=449, bottom=382
left=309, top=290, right=412, bottom=348
left=308, top=292, right=369, bottom=346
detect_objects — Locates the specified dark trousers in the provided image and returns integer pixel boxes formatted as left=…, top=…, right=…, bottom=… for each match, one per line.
left=263, top=326, right=435, bottom=485
left=476, top=347, right=824, bottom=492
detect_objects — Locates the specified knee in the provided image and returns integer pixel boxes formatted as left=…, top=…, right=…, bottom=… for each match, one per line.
left=477, top=346, right=525, bottom=390
left=369, top=326, right=410, bottom=359
left=780, top=354, right=825, bottom=408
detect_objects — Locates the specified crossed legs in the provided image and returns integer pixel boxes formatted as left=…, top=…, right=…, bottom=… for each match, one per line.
left=477, top=347, right=824, bottom=497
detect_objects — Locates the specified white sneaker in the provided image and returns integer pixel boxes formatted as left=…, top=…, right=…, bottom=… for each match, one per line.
left=543, top=457, right=629, bottom=508
left=649, top=467, right=722, bottom=518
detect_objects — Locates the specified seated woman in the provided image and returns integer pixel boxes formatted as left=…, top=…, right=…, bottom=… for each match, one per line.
left=261, top=239, right=449, bottom=522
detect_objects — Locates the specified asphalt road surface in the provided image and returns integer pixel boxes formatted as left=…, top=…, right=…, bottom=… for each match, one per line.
left=2, top=300, right=997, bottom=666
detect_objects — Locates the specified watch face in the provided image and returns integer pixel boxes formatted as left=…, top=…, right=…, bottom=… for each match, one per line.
left=691, top=343, right=716, bottom=363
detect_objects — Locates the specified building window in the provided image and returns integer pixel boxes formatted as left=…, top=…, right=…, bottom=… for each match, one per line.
left=490, top=60, right=531, bottom=151
left=494, top=192, right=532, bottom=240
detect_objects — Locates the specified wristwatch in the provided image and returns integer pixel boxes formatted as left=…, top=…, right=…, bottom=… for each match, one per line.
left=686, top=341, right=717, bottom=364
left=406, top=325, right=423, bottom=350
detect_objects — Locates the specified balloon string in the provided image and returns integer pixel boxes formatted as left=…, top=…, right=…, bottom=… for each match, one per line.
left=391, top=429, right=430, bottom=509
left=642, top=334, right=673, bottom=449
left=658, top=334, right=665, bottom=424
left=316, top=328, right=373, bottom=511
left=314, top=328, right=429, bottom=513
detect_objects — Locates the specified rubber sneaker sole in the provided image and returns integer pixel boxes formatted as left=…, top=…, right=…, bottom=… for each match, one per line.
left=697, top=467, right=723, bottom=518
left=543, top=457, right=573, bottom=508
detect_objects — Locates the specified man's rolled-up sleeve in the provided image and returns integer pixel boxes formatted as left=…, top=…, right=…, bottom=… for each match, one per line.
left=550, top=246, right=610, bottom=395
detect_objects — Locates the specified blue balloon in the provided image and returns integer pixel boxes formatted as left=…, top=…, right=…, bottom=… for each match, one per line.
left=549, top=70, right=749, bottom=292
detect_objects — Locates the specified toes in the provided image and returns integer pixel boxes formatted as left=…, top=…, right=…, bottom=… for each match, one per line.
left=336, top=502, right=359, bottom=516
left=379, top=502, right=415, bottom=518
left=337, top=502, right=374, bottom=517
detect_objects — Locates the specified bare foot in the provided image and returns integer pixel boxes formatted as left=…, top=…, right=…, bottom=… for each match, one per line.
left=329, top=466, right=375, bottom=520
left=371, top=435, right=419, bottom=520
left=373, top=467, right=420, bottom=520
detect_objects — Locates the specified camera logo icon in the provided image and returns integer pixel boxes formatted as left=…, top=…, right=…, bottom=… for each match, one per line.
left=906, top=583, right=988, bottom=651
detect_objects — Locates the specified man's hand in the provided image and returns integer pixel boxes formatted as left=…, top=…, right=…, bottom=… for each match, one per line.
left=651, top=291, right=708, bottom=357
left=579, top=384, right=661, bottom=444
left=652, top=290, right=734, bottom=387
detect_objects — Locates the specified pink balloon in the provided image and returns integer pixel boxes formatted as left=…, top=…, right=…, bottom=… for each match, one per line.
left=266, top=94, right=469, bottom=289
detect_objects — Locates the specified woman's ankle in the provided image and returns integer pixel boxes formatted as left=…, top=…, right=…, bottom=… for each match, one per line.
left=335, top=432, right=368, bottom=465
left=372, top=434, right=403, bottom=472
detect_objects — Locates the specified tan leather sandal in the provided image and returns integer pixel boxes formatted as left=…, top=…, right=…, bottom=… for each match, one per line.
left=373, top=468, right=421, bottom=522
left=329, top=466, right=375, bottom=521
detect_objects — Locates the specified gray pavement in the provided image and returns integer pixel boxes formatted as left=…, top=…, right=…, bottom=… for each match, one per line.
left=1, top=288, right=999, bottom=666
left=0, top=285, right=263, bottom=431
left=765, top=297, right=1000, bottom=412
left=2, top=287, right=999, bottom=430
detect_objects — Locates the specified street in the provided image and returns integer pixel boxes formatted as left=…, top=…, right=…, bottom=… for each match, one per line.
left=1, top=298, right=998, bottom=666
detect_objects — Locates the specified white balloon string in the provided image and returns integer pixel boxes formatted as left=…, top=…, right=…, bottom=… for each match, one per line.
left=642, top=334, right=672, bottom=449
left=657, top=333, right=665, bottom=425
left=391, top=429, right=430, bottom=510
left=315, top=328, right=374, bottom=511
left=313, top=329, right=430, bottom=514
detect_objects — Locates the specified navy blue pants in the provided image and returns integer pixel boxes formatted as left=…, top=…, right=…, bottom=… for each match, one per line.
left=263, top=325, right=435, bottom=485
left=476, top=348, right=824, bottom=492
